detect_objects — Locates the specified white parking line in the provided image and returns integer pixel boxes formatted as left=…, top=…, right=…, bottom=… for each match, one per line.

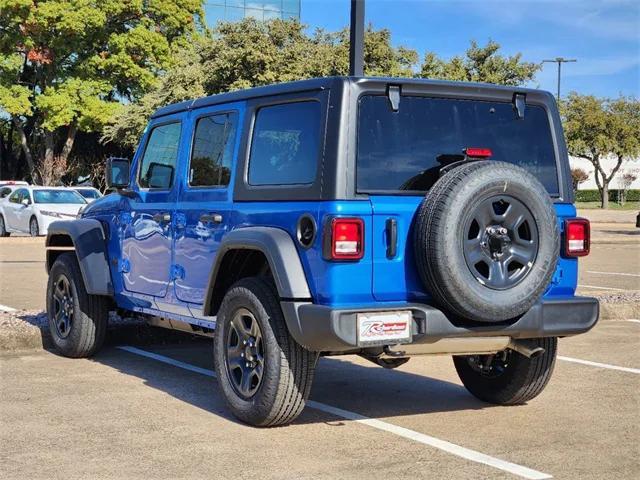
left=577, top=284, right=626, bottom=291
left=116, top=346, right=552, bottom=480
left=558, top=356, right=640, bottom=374
left=0, top=304, right=17, bottom=313
left=587, top=270, right=640, bottom=278
left=626, top=319, right=640, bottom=324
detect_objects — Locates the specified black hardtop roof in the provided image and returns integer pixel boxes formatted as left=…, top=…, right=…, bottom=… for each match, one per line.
left=150, top=76, right=553, bottom=119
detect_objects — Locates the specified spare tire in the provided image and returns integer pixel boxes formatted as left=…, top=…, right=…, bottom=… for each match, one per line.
left=414, top=161, right=559, bottom=323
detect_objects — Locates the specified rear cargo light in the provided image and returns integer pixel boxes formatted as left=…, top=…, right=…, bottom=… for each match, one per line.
left=564, top=218, right=590, bottom=257
left=465, top=147, right=493, bottom=158
left=328, top=218, right=364, bottom=260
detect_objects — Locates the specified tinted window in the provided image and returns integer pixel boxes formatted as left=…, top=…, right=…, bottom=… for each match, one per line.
left=76, top=189, right=101, bottom=199
left=8, top=189, right=25, bottom=203
left=248, top=101, right=320, bottom=186
left=33, top=190, right=86, bottom=204
left=190, top=113, right=237, bottom=187
left=138, top=122, right=181, bottom=189
left=0, top=187, right=11, bottom=198
left=357, top=96, right=559, bottom=194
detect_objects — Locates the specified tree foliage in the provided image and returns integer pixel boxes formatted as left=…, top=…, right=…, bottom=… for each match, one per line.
left=0, top=0, right=202, bottom=183
left=105, top=19, right=536, bottom=147
left=564, top=93, right=640, bottom=208
left=419, top=40, right=540, bottom=86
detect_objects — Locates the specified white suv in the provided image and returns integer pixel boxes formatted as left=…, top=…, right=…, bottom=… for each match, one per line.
left=0, top=186, right=86, bottom=237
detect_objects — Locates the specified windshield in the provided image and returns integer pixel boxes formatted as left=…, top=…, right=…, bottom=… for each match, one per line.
left=357, top=95, right=559, bottom=195
left=76, top=189, right=101, bottom=199
left=33, top=190, right=86, bottom=204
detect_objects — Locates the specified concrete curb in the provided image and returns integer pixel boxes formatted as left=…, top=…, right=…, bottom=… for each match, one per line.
left=0, top=317, right=49, bottom=352
left=599, top=302, right=640, bottom=321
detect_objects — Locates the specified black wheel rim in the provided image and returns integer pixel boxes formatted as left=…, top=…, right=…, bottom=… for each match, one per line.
left=225, top=308, right=264, bottom=399
left=52, top=274, right=74, bottom=339
left=463, top=195, right=539, bottom=290
left=30, top=220, right=37, bottom=236
left=466, top=351, right=511, bottom=378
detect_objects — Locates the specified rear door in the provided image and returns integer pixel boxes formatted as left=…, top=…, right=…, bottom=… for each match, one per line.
left=122, top=116, right=184, bottom=298
left=173, top=105, right=241, bottom=305
left=356, top=94, right=561, bottom=302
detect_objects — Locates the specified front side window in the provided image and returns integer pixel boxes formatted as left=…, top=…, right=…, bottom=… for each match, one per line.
left=9, top=188, right=28, bottom=203
left=138, top=122, right=182, bottom=189
left=248, top=101, right=320, bottom=186
left=190, top=112, right=238, bottom=187
left=357, top=95, right=559, bottom=195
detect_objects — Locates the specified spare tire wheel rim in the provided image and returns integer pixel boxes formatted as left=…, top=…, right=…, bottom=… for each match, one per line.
left=463, top=194, right=539, bottom=290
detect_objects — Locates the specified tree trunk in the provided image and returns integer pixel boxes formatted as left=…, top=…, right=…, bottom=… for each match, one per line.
left=601, top=182, right=609, bottom=209
left=59, top=124, right=77, bottom=164
left=12, top=119, right=38, bottom=183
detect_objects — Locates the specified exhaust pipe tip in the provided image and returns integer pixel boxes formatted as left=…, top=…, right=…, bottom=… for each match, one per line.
left=508, top=340, right=545, bottom=358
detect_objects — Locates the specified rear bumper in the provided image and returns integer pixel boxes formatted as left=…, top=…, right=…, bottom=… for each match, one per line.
left=281, top=296, right=599, bottom=353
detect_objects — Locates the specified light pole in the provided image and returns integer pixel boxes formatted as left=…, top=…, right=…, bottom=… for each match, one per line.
left=349, top=0, right=365, bottom=76
left=542, top=57, right=577, bottom=101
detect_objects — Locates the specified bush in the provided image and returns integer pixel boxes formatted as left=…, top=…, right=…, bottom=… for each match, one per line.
left=575, top=189, right=640, bottom=202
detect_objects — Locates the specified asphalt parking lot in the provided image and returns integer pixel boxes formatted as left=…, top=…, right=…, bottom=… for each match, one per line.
left=1, top=214, right=639, bottom=479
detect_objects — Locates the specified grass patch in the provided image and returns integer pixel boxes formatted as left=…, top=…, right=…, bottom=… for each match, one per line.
left=576, top=201, right=639, bottom=210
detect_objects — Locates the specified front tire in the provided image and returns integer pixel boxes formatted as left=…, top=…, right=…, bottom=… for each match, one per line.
left=0, top=215, right=9, bottom=237
left=453, top=337, right=557, bottom=405
left=29, top=216, right=39, bottom=237
left=46, top=253, right=108, bottom=358
left=213, top=277, right=317, bottom=427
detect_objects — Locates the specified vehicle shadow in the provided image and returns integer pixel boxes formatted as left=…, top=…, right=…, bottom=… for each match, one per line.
left=85, top=337, right=493, bottom=427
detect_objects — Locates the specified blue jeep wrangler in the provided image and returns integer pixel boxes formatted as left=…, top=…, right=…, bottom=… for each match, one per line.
left=45, top=77, right=598, bottom=426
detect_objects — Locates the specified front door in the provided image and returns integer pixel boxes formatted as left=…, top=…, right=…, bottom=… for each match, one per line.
left=122, top=118, right=184, bottom=298
left=4, top=188, right=29, bottom=231
left=173, top=107, right=241, bottom=305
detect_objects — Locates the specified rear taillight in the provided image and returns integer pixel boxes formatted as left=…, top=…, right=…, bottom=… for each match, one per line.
left=564, top=218, right=590, bottom=257
left=326, top=218, right=364, bottom=260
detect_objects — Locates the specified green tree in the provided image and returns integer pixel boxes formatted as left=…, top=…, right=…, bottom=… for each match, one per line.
left=0, top=0, right=202, bottom=183
left=105, top=19, right=420, bottom=146
left=564, top=93, right=640, bottom=208
left=419, top=40, right=540, bottom=85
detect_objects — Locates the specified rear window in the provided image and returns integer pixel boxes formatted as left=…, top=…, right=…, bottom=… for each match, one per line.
left=357, top=95, right=559, bottom=195
left=248, top=101, right=320, bottom=186
left=33, top=190, right=86, bottom=204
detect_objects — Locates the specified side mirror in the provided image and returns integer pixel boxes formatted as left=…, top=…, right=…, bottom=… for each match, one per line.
left=21, top=198, right=30, bottom=206
left=106, top=157, right=131, bottom=190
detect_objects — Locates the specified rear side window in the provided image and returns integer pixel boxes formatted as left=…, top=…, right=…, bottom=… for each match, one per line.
left=190, top=112, right=237, bottom=187
left=138, top=122, right=181, bottom=189
left=357, top=96, right=559, bottom=194
left=248, top=101, right=320, bottom=186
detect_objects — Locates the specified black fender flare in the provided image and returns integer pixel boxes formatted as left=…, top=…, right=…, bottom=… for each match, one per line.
left=45, top=219, right=113, bottom=296
left=203, top=227, right=312, bottom=316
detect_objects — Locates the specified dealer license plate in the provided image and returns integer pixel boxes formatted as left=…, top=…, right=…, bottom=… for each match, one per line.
left=357, top=311, right=412, bottom=346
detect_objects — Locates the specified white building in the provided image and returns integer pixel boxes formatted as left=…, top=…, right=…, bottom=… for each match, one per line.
left=569, top=155, right=640, bottom=190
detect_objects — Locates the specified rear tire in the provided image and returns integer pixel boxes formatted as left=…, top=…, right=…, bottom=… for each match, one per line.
left=29, top=216, right=39, bottom=237
left=46, top=253, right=108, bottom=358
left=213, top=277, right=317, bottom=427
left=0, top=215, right=9, bottom=237
left=453, top=337, right=557, bottom=405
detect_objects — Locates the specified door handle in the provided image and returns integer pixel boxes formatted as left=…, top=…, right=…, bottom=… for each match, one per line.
left=152, top=212, right=171, bottom=224
left=200, top=213, right=223, bottom=224
left=386, top=218, right=398, bottom=259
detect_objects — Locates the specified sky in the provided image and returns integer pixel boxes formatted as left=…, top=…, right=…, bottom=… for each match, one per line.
left=300, top=0, right=640, bottom=98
